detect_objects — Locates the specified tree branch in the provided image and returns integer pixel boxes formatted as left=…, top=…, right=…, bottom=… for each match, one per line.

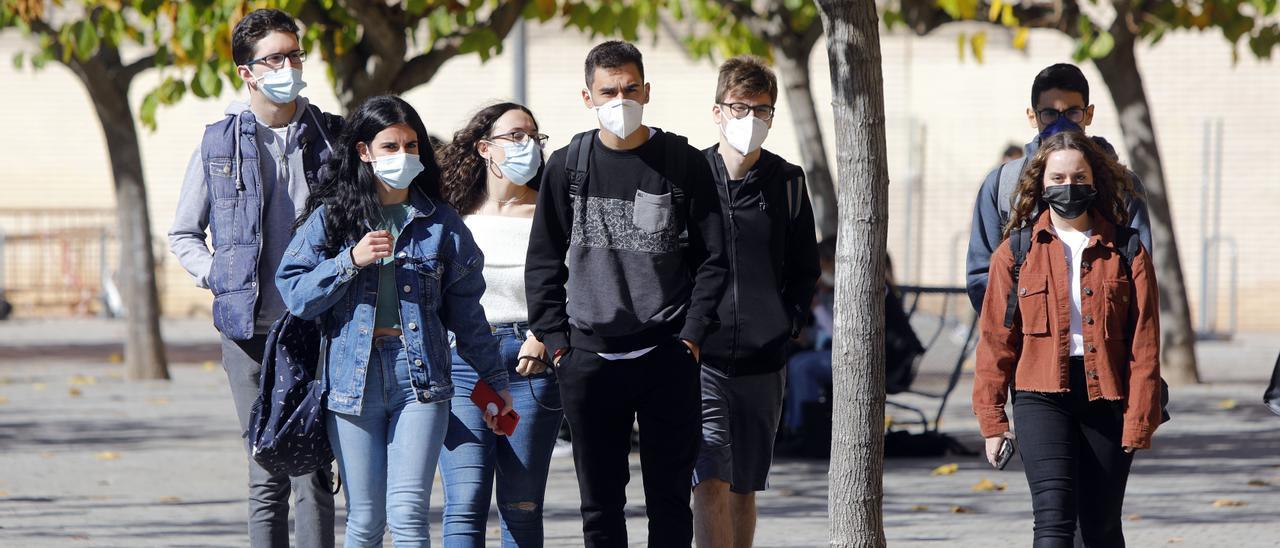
left=119, top=54, right=155, bottom=83
left=895, top=0, right=1078, bottom=37
left=346, top=0, right=407, bottom=62
left=390, top=0, right=529, bottom=94
left=706, top=0, right=787, bottom=38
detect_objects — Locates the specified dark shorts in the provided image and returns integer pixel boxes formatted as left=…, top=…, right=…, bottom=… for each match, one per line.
left=692, top=364, right=786, bottom=494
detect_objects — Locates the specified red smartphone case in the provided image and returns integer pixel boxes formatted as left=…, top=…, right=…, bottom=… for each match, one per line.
left=470, top=378, right=519, bottom=435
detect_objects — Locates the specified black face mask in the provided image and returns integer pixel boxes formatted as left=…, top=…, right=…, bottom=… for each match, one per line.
left=1041, top=184, right=1097, bottom=219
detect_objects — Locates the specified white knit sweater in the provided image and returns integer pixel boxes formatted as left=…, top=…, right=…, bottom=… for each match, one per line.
left=464, top=214, right=533, bottom=324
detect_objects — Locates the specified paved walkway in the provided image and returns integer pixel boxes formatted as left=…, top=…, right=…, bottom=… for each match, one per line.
left=0, top=318, right=1276, bottom=546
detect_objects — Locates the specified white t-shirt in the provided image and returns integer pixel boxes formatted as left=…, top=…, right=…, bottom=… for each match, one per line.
left=1057, top=226, right=1093, bottom=356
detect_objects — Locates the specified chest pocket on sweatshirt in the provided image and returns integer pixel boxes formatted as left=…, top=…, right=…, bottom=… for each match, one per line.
left=633, top=189, right=674, bottom=234
left=1017, top=274, right=1050, bottom=336
left=1102, top=279, right=1131, bottom=340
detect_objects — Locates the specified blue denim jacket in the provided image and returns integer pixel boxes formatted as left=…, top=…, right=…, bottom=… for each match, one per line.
left=276, top=189, right=508, bottom=415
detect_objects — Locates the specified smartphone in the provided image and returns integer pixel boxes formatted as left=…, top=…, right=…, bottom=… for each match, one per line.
left=993, top=437, right=1016, bottom=470
left=470, top=379, right=519, bottom=435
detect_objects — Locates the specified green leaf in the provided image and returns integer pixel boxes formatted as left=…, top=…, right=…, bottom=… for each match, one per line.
left=12, top=51, right=24, bottom=70
left=76, top=20, right=101, bottom=61
left=937, top=0, right=962, bottom=19
left=140, top=90, right=160, bottom=131
left=956, top=31, right=966, bottom=61
left=971, top=31, right=987, bottom=63
left=883, top=9, right=904, bottom=30
left=619, top=6, right=640, bottom=41
left=1088, top=30, right=1114, bottom=58
left=192, top=61, right=222, bottom=98
left=406, top=0, right=428, bottom=16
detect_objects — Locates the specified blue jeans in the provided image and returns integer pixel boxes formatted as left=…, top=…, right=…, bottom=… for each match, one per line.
left=327, top=336, right=450, bottom=548
left=783, top=350, right=832, bottom=432
left=439, top=324, right=564, bottom=547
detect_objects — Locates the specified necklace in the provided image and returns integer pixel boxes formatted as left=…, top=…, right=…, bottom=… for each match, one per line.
left=487, top=186, right=529, bottom=206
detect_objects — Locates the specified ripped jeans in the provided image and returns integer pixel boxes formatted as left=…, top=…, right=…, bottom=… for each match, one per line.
left=438, top=324, right=564, bottom=547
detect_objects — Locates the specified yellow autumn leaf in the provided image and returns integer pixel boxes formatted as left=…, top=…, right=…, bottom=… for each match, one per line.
left=69, top=375, right=97, bottom=385
left=95, top=451, right=121, bottom=461
left=956, top=32, right=967, bottom=62
left=1126, top=513, right=1142, bottom=521
left=910, top=504, right=929, bottom=511
left=108, top=353, right=123, bottom=364
left=32, top=383, right=47, bottom=391
left=1247, top=479, right=1269, bottom=487
left=0, top=396, right=9, bottom=405
left=1211, top=499, right=1246, bottom=507
left=971, top=478, right=1007, bottom=492
left=1216, top=399, right=1237, bottom=410
left=1001, top=4, right=1019, bottom=27
left=158, top=496, right=183, bottom=504
left=147, top=397, right=171, bottom=405
left=68, top=387, right=83, bottom=397
left=884, top=416, right=894, bottom=430
left=0, top=490, right=8, bottom=497
left=1013, top=28, right=1030, bottom=51
left=987, top=0, right=1003, bottom=22
left=931, top=463, right=959, bottom=476
left=950, top=506, right=972, bottom=513
left=203, top=361, right=218, bottom=371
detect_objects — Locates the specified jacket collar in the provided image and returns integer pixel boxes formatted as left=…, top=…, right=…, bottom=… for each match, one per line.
left=1031, top=209, right=1117, bottom=251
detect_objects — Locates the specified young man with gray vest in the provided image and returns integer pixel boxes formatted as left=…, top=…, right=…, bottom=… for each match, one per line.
left=965, top=63, right=1153, bottom=312
left=693, top=56, right=819, bottom=548
left=525, top=40, right=728, bottom=547
left=167, top=9, right=342, bottom=547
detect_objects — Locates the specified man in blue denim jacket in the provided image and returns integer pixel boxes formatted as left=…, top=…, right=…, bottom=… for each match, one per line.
left=275, top=189, right=509, bottom=412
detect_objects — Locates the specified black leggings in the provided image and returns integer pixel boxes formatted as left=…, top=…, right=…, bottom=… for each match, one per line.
left=1013, top=357, right=1135, bottom=548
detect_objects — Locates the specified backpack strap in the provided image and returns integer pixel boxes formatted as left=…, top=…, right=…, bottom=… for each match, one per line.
left=663, top=132, right=689, bottom=211
left=997, top=156, right=1028, bottom=224
left=1114, top=225, right=1141, bottom=280
left=785, top=173, right=805, bottom=223
left=565, top=130, right=596, bottom=198
left=1002, top=225, right=1033, bottom=329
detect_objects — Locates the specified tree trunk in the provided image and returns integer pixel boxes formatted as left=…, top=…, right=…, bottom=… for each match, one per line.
left=70, top=54, right=170, bottom=381
left=816, top=0, right=890, bottom=545
left=777, top=41, right=839, bottom=240
left=1093, top=27, right=1200, bottom=385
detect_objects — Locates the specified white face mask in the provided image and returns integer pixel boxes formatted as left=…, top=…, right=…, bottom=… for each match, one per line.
left=252, top=67, right=307, bottom=104
left=590, top=94, right=644, bottom=140
left=371, top=152, right=424, bottom=190
left=490, top=139, right=542, bottom=186
left=720, top=113, right=770, bottom=156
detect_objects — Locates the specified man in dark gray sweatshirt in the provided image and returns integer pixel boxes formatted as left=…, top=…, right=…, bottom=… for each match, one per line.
left=167, top=9, right=341, bottom=547
left=525, top=41, right=728, bottom=548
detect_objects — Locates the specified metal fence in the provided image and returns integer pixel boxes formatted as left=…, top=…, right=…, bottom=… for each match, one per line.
left=0, top=208, right=166, bottom=318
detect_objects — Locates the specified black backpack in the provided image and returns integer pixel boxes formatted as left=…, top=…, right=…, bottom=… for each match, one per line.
left=565, top=129, right=689, bottom=213
left=1003, top=224, right=1171, bottom=423
left=248, top=314, right=334, bottom=477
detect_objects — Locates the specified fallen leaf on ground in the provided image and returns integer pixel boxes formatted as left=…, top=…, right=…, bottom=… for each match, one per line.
left=971, top=479, right=1007, bottom=492
left=1125, top=513, right=1142, bottom=521
left=147, top=397, right=171, bottom=405
left=95, top=451, right=120, bottom=461
left=1167, top=537, right=1183, bottom=543
left=158, top=496, right=182, bottom=504
left=203, top=361, right=217, bottom=371
left=0, top=377, right=11, bottom=385
left=1211, top=499, right=1246, bottom=507
left=0, top=396, right=9, bottom=405
left=108, top=353, right=123, bottom=364
left=885, top=416, right=894, bottom=430
left=68, top=534, right=89, bottom=541
left=40, top=452, right=56, bottom=459
left=0, top=490, right=8, bottom=497
left=1247, top=479, right=1269, bottom=487
left=1216, top=399, right=1237, bottom=410
left=69, top=375, right=97, bottom=385
left=950, top=506, right=972, bottom=513
left=32, top=383, right=47, bottom=391
left=910, top=505, right=929, bottom=511
left=931, top=463, right=959, bottom=476
left=68, top=387, right=83, bottom=397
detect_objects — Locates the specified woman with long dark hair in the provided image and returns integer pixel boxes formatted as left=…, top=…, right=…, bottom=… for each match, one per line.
left=973, top=130, right=1162, bottom=547
left=435, top=102, right=563, bottom=547
left=277, top=95, right=513, bottom=547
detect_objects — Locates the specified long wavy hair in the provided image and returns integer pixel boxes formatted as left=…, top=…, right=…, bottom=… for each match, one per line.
left=296, top=95, right=442, bottom=256
left=1002, top=131, right=1135, bottom=239
left=437, top=102, right=541, bottom=215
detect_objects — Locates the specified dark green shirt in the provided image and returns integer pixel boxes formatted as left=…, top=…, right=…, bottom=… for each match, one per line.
left=375, top=202, right=412, bottom=330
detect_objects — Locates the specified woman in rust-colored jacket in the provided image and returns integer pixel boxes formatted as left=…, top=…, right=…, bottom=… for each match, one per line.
left=973, top=131, right=1162, bottom=547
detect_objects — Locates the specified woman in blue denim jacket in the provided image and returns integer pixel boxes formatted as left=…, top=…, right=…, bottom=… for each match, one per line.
left=277, top=95, right=512, bottom=548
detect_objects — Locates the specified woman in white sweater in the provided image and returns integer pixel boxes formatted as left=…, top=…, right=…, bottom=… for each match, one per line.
left=436, top=102, right=562, bottom=547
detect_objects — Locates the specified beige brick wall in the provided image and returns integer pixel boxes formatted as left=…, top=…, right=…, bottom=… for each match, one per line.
left=0, top=22, right=1275, bottom=331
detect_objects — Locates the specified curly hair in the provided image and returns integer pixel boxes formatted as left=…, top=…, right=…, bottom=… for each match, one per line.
left=295, top=95, right=442, bottom=257
left=437, top=102, right=539, bottom=215
left=1002, top=131, right=1136, bottom=239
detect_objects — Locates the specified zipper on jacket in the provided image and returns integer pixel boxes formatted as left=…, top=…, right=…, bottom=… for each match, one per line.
left=720, top=171, right=742, bottom=375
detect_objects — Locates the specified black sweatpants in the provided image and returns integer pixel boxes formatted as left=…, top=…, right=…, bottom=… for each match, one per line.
left=556, top=338, right=702, bottom=548
left=1013, top=357, right=1135, bottom=548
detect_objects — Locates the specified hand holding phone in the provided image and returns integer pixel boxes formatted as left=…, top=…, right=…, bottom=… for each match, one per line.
left=991, top=435, right=1016, bottom=470
left=470, top=379, right=518, bottom=435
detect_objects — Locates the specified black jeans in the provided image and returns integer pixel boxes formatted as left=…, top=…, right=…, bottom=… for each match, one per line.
left=1013, top=357, right=1134, bottom=548
left=556, top=338, right=702, bottom=548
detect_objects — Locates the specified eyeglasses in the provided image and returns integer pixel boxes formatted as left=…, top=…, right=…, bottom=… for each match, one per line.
left=1036, top=107, right=1086, bottom=126
left=489, top=130, right=549, bottom=147
left=246, top=50, right=307, bottom=70
left=719, top=102, right=776, bottom=122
